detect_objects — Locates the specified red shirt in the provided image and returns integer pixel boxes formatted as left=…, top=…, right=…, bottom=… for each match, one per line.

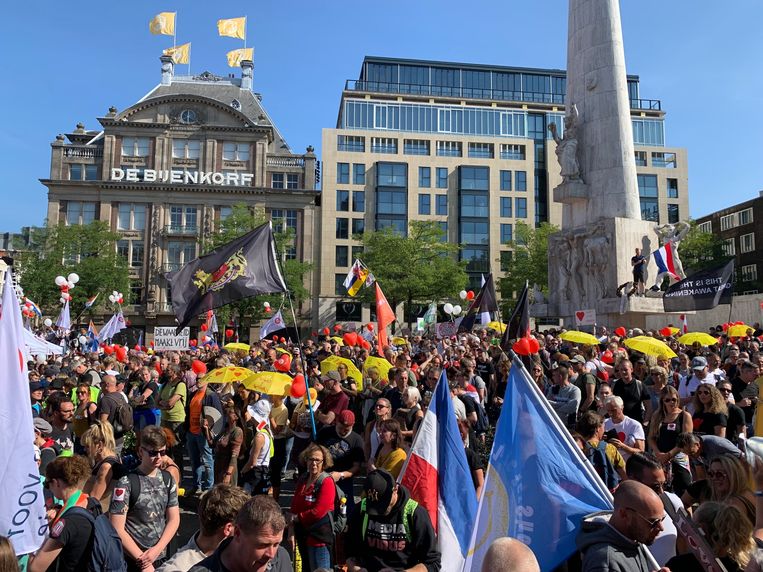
left=291, top=474, right=336, bottom=547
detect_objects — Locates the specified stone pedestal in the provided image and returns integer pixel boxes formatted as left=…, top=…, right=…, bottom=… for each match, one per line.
left=539, top=217, right=686, bottom=327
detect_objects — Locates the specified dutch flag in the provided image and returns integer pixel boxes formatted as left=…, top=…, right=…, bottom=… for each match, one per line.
left=653, top=242, right=680, bottom=280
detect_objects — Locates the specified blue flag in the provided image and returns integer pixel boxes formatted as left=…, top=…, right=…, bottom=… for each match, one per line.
left=463, top=357, right=612, bottom=571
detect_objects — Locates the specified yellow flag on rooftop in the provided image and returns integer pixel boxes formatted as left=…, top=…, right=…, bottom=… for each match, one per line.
left=149, top=12, right=176, bottom=36
left=226, top=47, right=254, bottom=68
left=163, top=43, right=191, bottom=64
left=217, top=17, right=246, bottom=40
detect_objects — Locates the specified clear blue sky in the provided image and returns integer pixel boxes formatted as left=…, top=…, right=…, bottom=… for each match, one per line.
left=1, top=1, right=761, bottom=231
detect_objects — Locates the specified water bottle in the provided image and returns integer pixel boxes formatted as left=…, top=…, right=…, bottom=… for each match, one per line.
left=339, top=497, right=347, bottom=517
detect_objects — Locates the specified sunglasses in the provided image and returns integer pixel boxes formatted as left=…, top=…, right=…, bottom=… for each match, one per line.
left=625, top=507, right=665, bottom=529
left=662, top=398, right=677, bottom=403
left=375, top=404, right=388, bottom=409
left=706, top=470, right=727, bottom=479
left=696, top=391, right=711, bottom=396
left=141, top=447, right=167, bottom=458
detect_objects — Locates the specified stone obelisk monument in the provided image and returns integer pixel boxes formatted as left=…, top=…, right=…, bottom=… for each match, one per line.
left=543, top=0, right=666, bottom=328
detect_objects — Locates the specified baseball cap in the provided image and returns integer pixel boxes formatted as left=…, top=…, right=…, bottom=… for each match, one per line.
left=33, top=418, right=52, bottom=435
left=323, top=370, right=341, bottom=383
left=247, top=400, right=272, bottom=425
left=29, top=381, right=44, bottom=392
left=691, top=356, right=708, bottom=370
left=363, top=469, right=396, bottom=516
left=337, top=410, right=355, bottom=426
left=570, top=355, right=586, bottom=365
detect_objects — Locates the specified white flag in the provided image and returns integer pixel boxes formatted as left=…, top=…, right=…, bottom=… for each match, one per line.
left=0, top=268, right=48, bottom=554
left=479, top=274, right=491, bottom=326
left=55, top=300, right=71, bottom=331
left=260, top=310, right=285, bottom=340
left=97, top=311, right=127, bottom=342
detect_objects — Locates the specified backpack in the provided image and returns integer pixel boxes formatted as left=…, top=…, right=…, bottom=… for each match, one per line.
left=584, top=440, right=620, bottom=491
left=112, top=399, right=134, bottom=436
left=360, top=497, right=418, bottom=543
left=315, top=473, right=348, bottom=535
left=67, top=507, right=127, bottom=572
left=127, top=470, right=173, bottom=509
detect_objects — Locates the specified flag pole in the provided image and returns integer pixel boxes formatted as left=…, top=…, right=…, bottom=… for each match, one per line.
left=286, top=291, right=317, bottom=440
left=243, top=17, right=247, bottom=50
left=173, top=13, right=177, bottom=48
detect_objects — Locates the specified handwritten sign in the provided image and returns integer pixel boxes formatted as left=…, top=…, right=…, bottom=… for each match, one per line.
left=574, top=309, right=596, bottom=326
left=153, top=327, right=190, bottom=351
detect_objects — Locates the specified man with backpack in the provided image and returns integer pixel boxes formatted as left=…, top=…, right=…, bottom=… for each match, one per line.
left=98, top=374, right=133, bottom=455
left=345, top=469, right=440, bottom=572
left=110, top=426, right=180, bottom=572
left=611, top=360, right=651, bottom=423
left=570, top=355, right=598, bottom=412
left=576, top=411, right=626, bottom=491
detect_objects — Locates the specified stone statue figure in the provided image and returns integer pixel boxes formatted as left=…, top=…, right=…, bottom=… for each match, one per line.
left=548, top=104, right=582, bottom=183
left=651, top=220, right=691, bottom=291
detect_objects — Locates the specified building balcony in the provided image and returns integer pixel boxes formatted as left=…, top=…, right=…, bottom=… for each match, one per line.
left=63, top=145, right=103, bottom=159
left=163, top=225, right=198, bottom=236
left=345, top=79, right=661, bottom=110
left=266, top=156, right=305, bottom=168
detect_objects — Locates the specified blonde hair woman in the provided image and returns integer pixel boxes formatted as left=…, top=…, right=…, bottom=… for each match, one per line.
left=81, top=421, right=122, bottom=512
left=647, top=385, right=693, bottom=496
left=691, top=384, right=728, bottom=438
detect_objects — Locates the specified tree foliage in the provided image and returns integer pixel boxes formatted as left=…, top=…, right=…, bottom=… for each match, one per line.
left=201, top=203, right=312, bottom=330
left=677, top=220, right=728, bottom=274
left=17, top=222, right=130, bottom=317
left=498, top=221, right=558, bottom=307
left=358, top=221, right=468, bottom=326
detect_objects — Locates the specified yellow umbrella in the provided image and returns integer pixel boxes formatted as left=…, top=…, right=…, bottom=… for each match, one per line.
left=363, top=355, right=393, bottom=382
left=559, top=330, right=600, bottom=346
left=223, top=342, right=250, bottom=352
left=242, top=371, right=293, bottom=396
left=329, top=336, right=345, bottom=346
left=728, top=324, right=753, bottom=338
left=275, top=348, right=292, bottom=358
left=678, top=332, right=720, bottom=347
left=203, top=366, right=253, bottom=384
left=668, top=327, right=680, bottom=336
left=320, top=355, right=363, bottom=390
left=486, top=321, right=507, bottom=333
left=623, top=336, right=677, bottom=358
left=392, top=337, right=407, bottom=346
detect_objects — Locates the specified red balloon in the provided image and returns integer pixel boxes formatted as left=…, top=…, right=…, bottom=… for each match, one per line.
left=200, top=323, right=208, bottom=332
left=115, top=346, right=127, bottom=362
left=103, top=345, right=114, bottom=355
left=275, top=354, right=292, bottom=372
left=334, top=324, right=342, bottom=332
left=192, top=359, right=207, bottom=375
left=466, top=290, right=475, bottom=300
left=290, top=374, right=306, bottom=398
left=280, top=337, right=286, bottom=343
left=149, top=341, right=155, bottom=347
left=343, top=332, right=359, bottom=347
left=360, top=339, right=371, bottom=350
left=225, top=329, right=234, bottom=338
left=273, top=335, right=279, bottom=341
left=527, top=336, right=540, bottom=354
left=735, top=321, right=744, bottom=326
left=659, top=327, right=672, bottom=337
left=512, top=337, right=532, bottom=356
left=601, top=350, right=614, bottom=364
left=614, top=327, right=627, bottom=337
left=366, top=323, right=374, bottom=331
left=722, top=323, right=729, bottom=332
left=189, top=339, right=198, bottom=347
left=265, top=307, right=271, bottom=313
left=322, top=327, right=330, bottom=335
left=134, top=345, right=141, bottom=351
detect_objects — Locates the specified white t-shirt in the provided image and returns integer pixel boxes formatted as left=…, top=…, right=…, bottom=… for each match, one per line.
left=648, top=491, right=682, bottom=566
left=678, top=373, right=716, bottom=402
left=452, top=396, right=466, bottom=420
left=603, top=416, right=645, bottom=461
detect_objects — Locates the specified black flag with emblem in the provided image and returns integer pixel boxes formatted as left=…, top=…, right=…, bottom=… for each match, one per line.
left=458, top=273, right=499, bottom=333
left=166, top=222, right=287, bottom=333
left=501, top=281, right=530, bottom=350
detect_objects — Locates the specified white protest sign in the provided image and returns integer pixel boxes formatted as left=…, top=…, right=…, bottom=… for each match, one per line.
left=435, top=321, right=458, bottom=339
left=574, top=309, right=596, bottom=327
left=153, top=327, right=190, bottom=351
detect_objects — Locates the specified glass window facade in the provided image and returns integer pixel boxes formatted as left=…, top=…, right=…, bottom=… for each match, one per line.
left=223, top=142, right=249, bottom=161
left=460, top=221, right=488, bottom=245
left=337, top=163, right=350, bottom=184
left=377, top=190, right=406, bottom=214
left=436, top=141, right=462, bottom=157
left=500, top=224, right=513, bottom=244
left=336, top=190, right=349, bottom=211
left=371, top=137, right=398, bottom=154
left=632, top=119, right=665, bottom=146
left=336, top=245, right=348, bottom=267
left=667, top=178, right=678, bottom=199
left=418, top=194, right=431, bottom=215
left=117, top=204, right=146, bottom=231
left=376, top=163, right=407, bottom=187
left=515, top=171, right=527, bottom=191
left=638, top=174, right=659, bottom=222
left=500, top=197, right=512, bottom=218
left=336, top=218, right=348, bottom=239
left=352, top=218, right=365, bottom=235
left=419, top=167, right=431, bottom=188
left=635, top=151, right=647, bottom=167
left=515, top=198, right=528, bottom=218
left=352, top=191, right=365, bottom=212
left=172, top=139, right=200, bottom=159
left=337, top=135, right=365, bottom=152
left=353, top=164, right=366, bottom=185
left=66, top=201, right=96, bottom=225
left=500, top=170, right=512, bottom=191
left=436, top=167, right=448, bottom=189
left=436, top=195, right=448, bottom=215
left=651, top=152, right=676, bottom=168
left=460, top=193, right=489, bottom=217
left=404, top=139, right=430, bottom=155
left=122, top=137, right=149, bottom=157
left=500, top=144, right=526, bottom=160
left=468, top=142, right=494, bottom=158
left=667, top=204, right=679, bottom=224
left=459, top=167, right=489, bottom=190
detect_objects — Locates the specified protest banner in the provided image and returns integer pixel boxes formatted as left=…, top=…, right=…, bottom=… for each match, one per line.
left=663, top=260, right=734, bottom=312
left=574, top=309, right=596, bottom=326
left=154, top=326, right=190, bottom=351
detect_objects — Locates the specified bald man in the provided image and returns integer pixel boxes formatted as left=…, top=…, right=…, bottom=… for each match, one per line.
left=481, top=538, right=540, bottom=572
left=577, top=481, right=668, bottom=571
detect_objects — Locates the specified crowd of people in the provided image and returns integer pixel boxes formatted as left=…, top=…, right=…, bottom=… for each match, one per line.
left=9, top=321, right=763, bottom=572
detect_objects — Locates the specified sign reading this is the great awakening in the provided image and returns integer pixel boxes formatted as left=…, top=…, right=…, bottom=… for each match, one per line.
left=111, top=168, right=254, bottom=186
left=153, top=327, right=190, bottom=351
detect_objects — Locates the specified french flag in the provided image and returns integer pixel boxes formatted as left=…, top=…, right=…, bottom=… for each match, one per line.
left=653, top=242, right=679, bottom=280
left=399, top=371, right=477, bottom=572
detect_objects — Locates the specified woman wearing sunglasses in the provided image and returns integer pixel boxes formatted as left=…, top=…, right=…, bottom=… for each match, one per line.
left=647, top=385, right=693, bottom=496
left=691, top=384, right=728, bottom=438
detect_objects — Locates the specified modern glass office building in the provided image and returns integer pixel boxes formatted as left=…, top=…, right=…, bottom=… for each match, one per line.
left=318, top=56, right=688, bottom=324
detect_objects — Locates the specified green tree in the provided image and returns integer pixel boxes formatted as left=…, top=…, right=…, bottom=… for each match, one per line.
left=677, top=220, right=728, bottom=274
left=358, top=221, right=467, bottom=327
left=498, top=221, right=558, bottom=311
left=201, top=204, right=312, bottom=333
left=17, top=221, right=130, bottom=318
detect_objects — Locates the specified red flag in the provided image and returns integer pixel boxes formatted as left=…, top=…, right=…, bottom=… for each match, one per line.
left=375, top=283, right=395, bottom=355
left=680, top=314, right=688, bottom=334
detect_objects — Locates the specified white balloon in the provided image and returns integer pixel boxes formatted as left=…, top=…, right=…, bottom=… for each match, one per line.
left=67, top=282, right=75, bottom=290
left=55, top=276, right=67, bottom=286
left=453, top=305, right=462, bottom=315
left=67, top=273, right=80, bottom=284
left=60, top=297, right=66, bottom=303
left=44, top=318, right=53, bottom=327
left=264, top=302, right=271, bottom=308
left=108, top=295, right=116, bottom=303
left=78, top=335, right=88, bottom=345
left=112, top=291, right=118, bottom=297
left=443, top=303, right=454, bottom=315
left=459, top=290, right=467, bottom=300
